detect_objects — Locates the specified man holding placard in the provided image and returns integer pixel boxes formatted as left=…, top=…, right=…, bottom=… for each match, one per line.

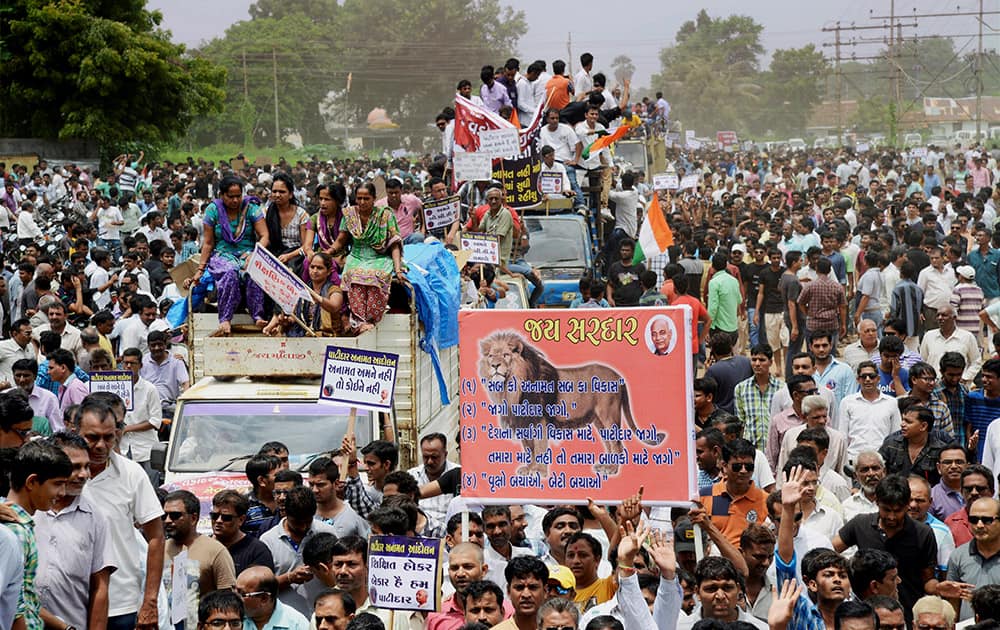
left=538, top=146, right=574, bottom=204
left=118, top=347, right=163, bottom=483
left=422, top=177, right=460, bottom=245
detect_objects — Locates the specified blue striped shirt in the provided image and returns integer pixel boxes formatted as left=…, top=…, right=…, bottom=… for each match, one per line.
left=964, top=391, right=1000, bottom=462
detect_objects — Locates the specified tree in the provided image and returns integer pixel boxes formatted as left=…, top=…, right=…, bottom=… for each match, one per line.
left=192, top=13, right=338, bottom=146
left=248, top=0, right=338, bottom=21
left=333, top=0, right=526, bottom=132
left=650, top=10, right=764, bottom=133
left=755, top=44, right=829, bottom=135
left=852, top=96, right=893, bottom=134
left=0, top=0, right=225, bottom=156
left=611, top=54, right=635, bottom=86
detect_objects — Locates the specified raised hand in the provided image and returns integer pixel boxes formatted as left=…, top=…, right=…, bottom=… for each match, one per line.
left=767, top=578, right=802, bottom=630
left=781, top=465, right=807, bottom=508
left=647, top=528, right=676, bottom=579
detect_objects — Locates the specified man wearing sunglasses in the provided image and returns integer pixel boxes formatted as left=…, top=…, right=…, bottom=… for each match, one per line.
left=939, top=497, right=1000, bottom=622
left=236, top=566, right=309, bottom=630
left=163, top=490, right=236, bottom=597
left=944, top=465, right=996, bottom=548
left=210, top=490, right=275, bottom=578
left=700, top=438, right=769, bottom=546
left=841, top=362, right=903, bottom=466
left=765, top=375, right=818, bottom=471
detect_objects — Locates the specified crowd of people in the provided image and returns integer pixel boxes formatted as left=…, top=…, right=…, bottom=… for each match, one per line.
left=5, top=48, right=1000, bottom=630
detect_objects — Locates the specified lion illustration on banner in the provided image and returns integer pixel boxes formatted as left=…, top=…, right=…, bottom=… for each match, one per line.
left=479, top=331, right=665, bottom=476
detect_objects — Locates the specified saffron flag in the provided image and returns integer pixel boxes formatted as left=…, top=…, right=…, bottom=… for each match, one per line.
left=633, top=193, right=674, bottom=264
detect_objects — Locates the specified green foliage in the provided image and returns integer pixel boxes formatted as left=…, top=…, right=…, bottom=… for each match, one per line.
left=191, top=13, right=336, bottom=146
left=187, top=0, right=526, bottom=148
left=852, top=96, right=893, bottom=134
left=650, top=10, right=764, bottom=133
left=611, top=54, right=635, bottom=85
left=0, top=0, right=225, bottom=154
left=754, top=44, right=829, bottom=135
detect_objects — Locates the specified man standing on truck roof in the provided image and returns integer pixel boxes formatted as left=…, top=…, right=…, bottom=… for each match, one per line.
left=341, top=437, right=397, bottom=519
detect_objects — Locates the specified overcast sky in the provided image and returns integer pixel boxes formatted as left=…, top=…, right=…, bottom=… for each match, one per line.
left=150, top=0, right=1000, bottom=89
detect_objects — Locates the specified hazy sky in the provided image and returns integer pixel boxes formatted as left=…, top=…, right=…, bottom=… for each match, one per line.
left=150, top=0, right=999, bottom=89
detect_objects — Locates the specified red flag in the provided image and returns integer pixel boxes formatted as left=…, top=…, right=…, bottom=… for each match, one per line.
left=453, top=95, right=516, bottom=153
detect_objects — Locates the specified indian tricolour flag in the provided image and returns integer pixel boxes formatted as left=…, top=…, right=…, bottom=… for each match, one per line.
left=632, top=193, right=674, bottom=264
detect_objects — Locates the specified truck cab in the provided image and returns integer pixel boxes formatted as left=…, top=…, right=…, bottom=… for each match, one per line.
left=155, top=312, right=458, bottom=530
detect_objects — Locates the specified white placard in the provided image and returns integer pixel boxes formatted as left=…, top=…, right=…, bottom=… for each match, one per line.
left=478, top=128, right=520, bottom=158
left=460, top=233, right=500, bottom=265
left=856, top=142, right=870, bottom=153
left=679, top=174, right=701, bottom=190
left=453, top=152, right=493, bottom=181
left=245, top=244, right=312, bottom=314
left=539, top=173, right=563, bottom=195
left=653, top=173, right=679, bottom=190
left=319, top=346, right=399, bottom=413
left=685, top=130, right=695, bottom=139
left=89, top=371, right=134, bottom=411
left=391, top=148, right=408, bottom=158
left=686, top=139, right=702, bottom=150
left=911, top=147, right=928, bottom=157
left=423, top=195, right=461, bottom=231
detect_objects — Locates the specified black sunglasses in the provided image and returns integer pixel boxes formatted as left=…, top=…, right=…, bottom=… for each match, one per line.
left=969, top=515, right=998, bottom=525
left=209, top=512, right=237, bottom=522
left=730, top=462, right=755, bottom=473
left=162, top=511, right=188, bottom=521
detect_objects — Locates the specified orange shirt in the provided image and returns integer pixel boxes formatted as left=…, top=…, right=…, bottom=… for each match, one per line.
left=670, top=293, right=709, bottom=347
left=546, top=75, right=572, bottom=110
left=699, top=480, right=769, bottom=546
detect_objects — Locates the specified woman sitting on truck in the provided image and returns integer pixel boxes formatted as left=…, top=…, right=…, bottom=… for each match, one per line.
left=263, top=171, right=310, bottom=272
left=186, top=175, right=269, bottom=336
left=328, top=182, right=405, bottom=334
left=302, top=182, right=346, bottom=282
left=262, top=252, right=344, bottom=337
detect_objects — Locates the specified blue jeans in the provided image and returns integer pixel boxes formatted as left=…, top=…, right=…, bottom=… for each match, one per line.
left=508, top=260, right=544, bottom=306
left=565, top=166, right=586, bottom=208
left=109, top=613, right=138, bottom=630
left=861, top=310, right=883, bottom=330
left=746, top=307, right=760, bottom=348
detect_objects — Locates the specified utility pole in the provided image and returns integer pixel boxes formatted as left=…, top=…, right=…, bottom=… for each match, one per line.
left=835, top=24, right=843, bottom=143
left=567, top=32, right=573, bottom=74
left=272, top=47, right=280, bottom=144
left=977, top=0, right=984, bottom=139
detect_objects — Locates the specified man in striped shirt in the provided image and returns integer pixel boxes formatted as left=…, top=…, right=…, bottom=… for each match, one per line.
left=965, top=358, right=1000, bottom=462
left=951, top=265, right=984, bottom=337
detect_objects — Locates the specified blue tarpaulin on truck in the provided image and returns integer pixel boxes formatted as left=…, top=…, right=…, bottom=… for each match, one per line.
left=402, top=242, right=460, bottom=404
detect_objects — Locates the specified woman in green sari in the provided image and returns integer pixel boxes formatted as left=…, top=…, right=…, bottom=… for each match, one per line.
left=329, top=182, right=405, bottom=333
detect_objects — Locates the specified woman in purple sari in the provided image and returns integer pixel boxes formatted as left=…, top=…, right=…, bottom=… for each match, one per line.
left=186, top=175, right=269, bottom=336
left=302, top=182, right=346, bottom=285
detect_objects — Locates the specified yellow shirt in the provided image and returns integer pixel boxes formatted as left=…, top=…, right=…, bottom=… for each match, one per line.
left=98, top=334, right=116, bottom=368
left=574, top=575, right=617, bottom=611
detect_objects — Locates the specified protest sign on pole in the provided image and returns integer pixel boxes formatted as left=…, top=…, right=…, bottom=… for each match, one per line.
left=716, top=131, right=738, bottom=150
left=458, top=307, right=696, bottom=504
left=319, top=346, right=399, bottom=413
left=423, top=196, right=461, bottom=231
left=453, top=152, right=493, bottom=181
left=479, top=128, right=521, bottom=158
left=89, top=371, right=135, bottom=411
left=910, top=147, right=928, bottom=158
left=653, top=173, right=679, bottom=190
left=856, top=142, right=870, bottom=153
left=460, top=233, right=499, bottom=265
left=246, top=244, right=312, bottom=315
left=368, top=535, right=443, bottom=612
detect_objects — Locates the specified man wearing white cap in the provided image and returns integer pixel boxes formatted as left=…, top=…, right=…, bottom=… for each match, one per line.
left=951, top=265, right=985, bottom=338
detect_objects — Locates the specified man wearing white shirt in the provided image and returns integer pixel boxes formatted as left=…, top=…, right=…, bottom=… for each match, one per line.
left=32, top=301, right=83, bottom=360
left=111, top=295, right=160, bottom=355
left=920, top=305, right=982, bottom=383
left=515, top=62, right=542, bottom=123
left=538, top=146, right=574, bottom=203
left=15, top=201, right=43, bottom=243
left=540, top=109, right=585, bottom=209
left=137, top=211, right=170, bottom=245
left=573, top=52, right=594, bottom=99
left=840, top=361, right=901, bottom=465
left=118, top=347, right=163, bottom=482
left=405, top=433, right=458, bottom=524
left=88, top=249, right=118, bottom=311
left=917, top=246, right=957, bottom=328
left=0, top=318, right=35, bottom=388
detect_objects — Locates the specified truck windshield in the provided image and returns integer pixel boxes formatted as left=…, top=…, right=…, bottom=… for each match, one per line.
left=168, top=401, right=373, bottom=473
left=522, top=218, right=587, bottom=267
